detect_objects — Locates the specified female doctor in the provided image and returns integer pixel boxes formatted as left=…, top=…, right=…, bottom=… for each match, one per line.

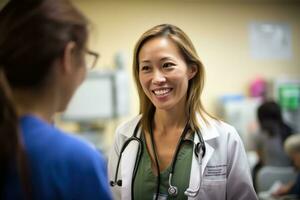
left=108, top=24, right=258, bottom=200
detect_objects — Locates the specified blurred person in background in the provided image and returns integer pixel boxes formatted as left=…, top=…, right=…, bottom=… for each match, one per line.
left=272, top=134, right=300, bottom=198
left=108, top=24, right=257, bottom=200
left=253, top=100, right=293, bottom=190
left=0, top=0, right=112, bottom=199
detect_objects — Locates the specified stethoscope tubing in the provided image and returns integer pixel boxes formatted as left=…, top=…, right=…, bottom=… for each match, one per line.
left=149, top=125, right=161, bottom=200
left=110, top=121, right=142, bottom=187
left=110, top=120, right=206, bottom=200
left=149, top=121, right=191, bottom=200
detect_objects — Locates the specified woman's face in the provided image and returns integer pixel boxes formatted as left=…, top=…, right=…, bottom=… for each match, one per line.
left=58, top=47, right=87, bottom=112
left=138, top=37, right=196, bottom=112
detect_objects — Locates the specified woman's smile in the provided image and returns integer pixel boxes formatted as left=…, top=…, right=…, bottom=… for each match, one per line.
left=152, top=88, right=173, bottom=96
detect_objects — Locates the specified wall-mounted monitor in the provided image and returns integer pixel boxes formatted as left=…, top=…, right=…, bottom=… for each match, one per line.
left=62, top=71, right=115, bottom=122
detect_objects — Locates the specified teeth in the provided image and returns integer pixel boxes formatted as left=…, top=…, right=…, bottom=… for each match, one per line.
left=153, top=88, right=171, bottom=96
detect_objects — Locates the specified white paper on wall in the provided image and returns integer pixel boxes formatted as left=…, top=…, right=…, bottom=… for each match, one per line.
left=249, top=22, right=292, bottom=59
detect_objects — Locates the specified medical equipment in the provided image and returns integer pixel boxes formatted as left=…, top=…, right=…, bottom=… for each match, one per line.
left=110, top=119, right=206, bottom=199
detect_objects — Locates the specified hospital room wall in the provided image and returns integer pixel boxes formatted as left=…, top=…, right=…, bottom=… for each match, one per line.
left=73, top=0, right=300, bottom=117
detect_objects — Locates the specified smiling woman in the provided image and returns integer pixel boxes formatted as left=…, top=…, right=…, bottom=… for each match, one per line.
left=108, top=24, right=258, bottom=200
left=138, top=36, right=196, bottom=112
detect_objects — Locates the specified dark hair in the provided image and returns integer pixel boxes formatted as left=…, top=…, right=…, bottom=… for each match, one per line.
left=257, top=100, right=293, bottom=143
left=0, top=0, right=88, bottom=197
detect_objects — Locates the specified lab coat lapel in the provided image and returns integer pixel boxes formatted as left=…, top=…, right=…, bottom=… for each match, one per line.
left=188, top=138, right=214, bottom=200
left=201, top=142, right=214, bottom=175
left=187, top=116, right=218, bottom=200
left=120, top=132, right=141, bottom=200
left=197, top=116, right=218, bottom=175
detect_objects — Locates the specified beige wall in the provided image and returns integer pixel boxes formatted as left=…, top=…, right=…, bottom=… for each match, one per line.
left=73, top=0, right=300, bottom=117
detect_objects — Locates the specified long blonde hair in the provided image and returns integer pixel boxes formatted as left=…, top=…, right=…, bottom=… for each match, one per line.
left=132, top=24, right=214, bottom=134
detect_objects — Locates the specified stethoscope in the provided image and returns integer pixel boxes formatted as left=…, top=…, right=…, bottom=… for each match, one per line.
left=110, top=119, right=206, bottom=199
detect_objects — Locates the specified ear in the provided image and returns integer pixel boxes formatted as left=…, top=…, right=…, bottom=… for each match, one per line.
left=61, top=41, right=77, bottom=74
left=187, top=64, right=198, bottom=80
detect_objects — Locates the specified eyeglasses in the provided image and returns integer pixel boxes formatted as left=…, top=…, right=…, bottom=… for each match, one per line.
left=85, top=50, right=99, bottom=69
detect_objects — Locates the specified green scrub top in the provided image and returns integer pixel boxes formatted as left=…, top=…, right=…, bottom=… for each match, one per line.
left=133, top=132, right=194, bottom=200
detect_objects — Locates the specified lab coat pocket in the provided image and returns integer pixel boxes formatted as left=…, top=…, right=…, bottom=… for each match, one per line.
left=200, top=179, right=226, bottom=200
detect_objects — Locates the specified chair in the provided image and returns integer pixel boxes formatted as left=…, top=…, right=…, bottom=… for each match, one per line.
left=256, top=166, right=297, bottom=193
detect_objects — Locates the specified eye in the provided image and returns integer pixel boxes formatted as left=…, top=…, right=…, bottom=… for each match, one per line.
left=162, top=62, right=174, bottom=68
left=140, top=65, right=150, bottom=72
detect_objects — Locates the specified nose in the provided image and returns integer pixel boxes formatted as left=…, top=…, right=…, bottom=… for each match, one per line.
left=152, top=70, right=166, bottom=85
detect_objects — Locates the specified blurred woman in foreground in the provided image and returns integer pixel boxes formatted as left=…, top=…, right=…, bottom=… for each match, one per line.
left=0, top=0, right=112, bottom=199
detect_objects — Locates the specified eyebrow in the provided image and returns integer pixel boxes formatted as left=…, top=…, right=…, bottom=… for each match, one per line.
left=140, top=56, right=175, bottom=64
left=160, top=57, right=174, bottom=62
left=140, top=60, right=151, bottom=64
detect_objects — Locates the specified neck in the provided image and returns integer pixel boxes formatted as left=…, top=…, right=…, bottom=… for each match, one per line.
left=12, top=88, right=57, bottom=123
left=153, top=109, right=188, bottom=134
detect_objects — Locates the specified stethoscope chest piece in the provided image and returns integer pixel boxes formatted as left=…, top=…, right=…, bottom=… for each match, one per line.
left=111, top=120, right=206, bottom=199
left=168, top=185, right=178, bottom=197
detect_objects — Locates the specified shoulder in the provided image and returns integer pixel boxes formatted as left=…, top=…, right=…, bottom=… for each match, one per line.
left=216, top=120, right=240, bottom=139
left=115, top=115, right=141, bottom=138
left=51, top=129, right=106, bottom=170
left=216, top=119, right=244, bottom=146
left=21, top=117, right=112, bottom=198
left=50, top=132, right=112, bottom=199
left=200, top=117, right=248, bottom=159
left=199, top=116, right=241, bottom=143
left=47, top=129, right=110, bottom=194
left=22, top=116, right=105, bottom=170
left=109, top=115, right=141, bottom=158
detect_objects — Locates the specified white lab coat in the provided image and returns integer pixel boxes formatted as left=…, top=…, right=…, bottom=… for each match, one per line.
left=108, top=115, right=258, bottom=200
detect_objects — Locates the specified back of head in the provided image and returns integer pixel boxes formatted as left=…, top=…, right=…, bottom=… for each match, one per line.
left=0, top=0, right=88, bottom=197
left=257, top=100, right=292, bottom=141
left=257, top=101, right=283, bottom=124
left=132, top=24, right=212, bottom=133
left=0, top=0, right=88, bottom=88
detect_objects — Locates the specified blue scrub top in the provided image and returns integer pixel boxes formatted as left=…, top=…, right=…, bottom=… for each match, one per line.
left=2, top=115, right=112, bottom=200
